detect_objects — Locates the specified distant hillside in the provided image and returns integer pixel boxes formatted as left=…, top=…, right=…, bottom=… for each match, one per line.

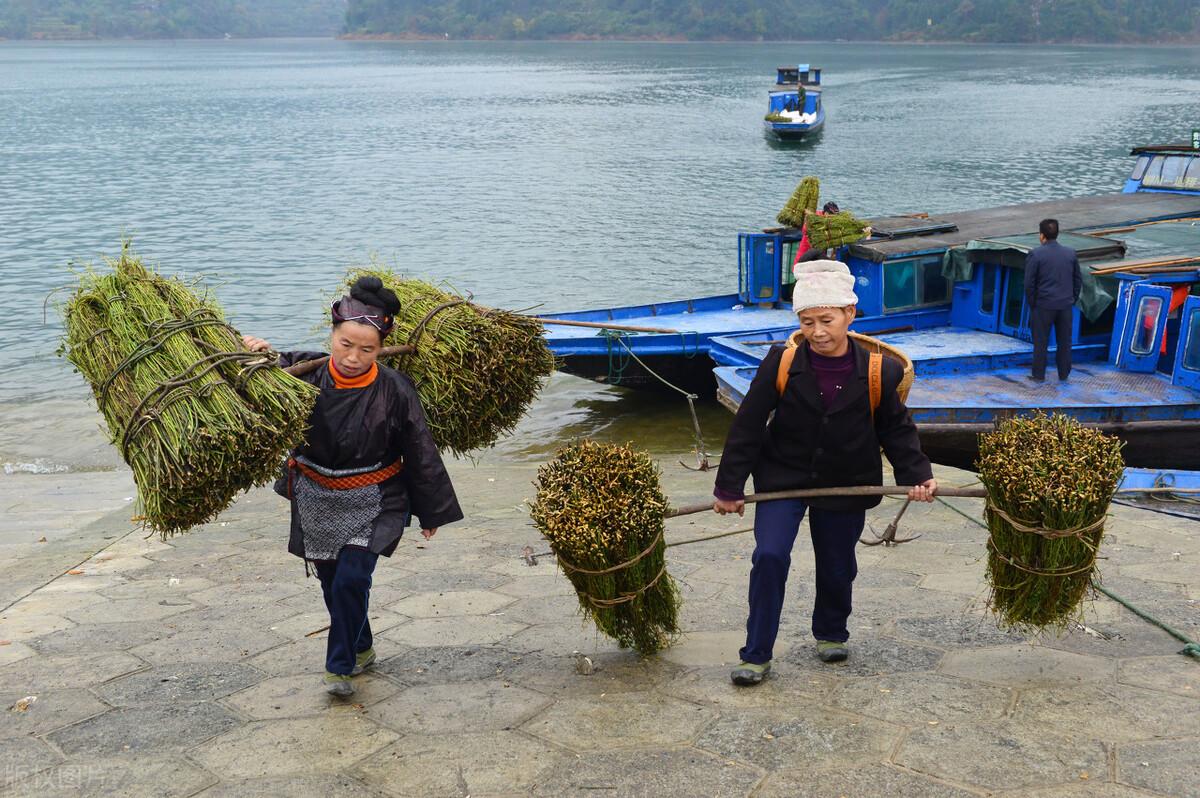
left=342, top=0, right=1200, bottom=43
left=1, top=0, right=347, bottom=39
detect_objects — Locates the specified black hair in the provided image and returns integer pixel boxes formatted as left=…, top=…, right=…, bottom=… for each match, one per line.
left=1039, top=218, right=1059, bottom=240
left=350, top=275, right=401, bottom=316
left=822, top=201, right=840, bottom=214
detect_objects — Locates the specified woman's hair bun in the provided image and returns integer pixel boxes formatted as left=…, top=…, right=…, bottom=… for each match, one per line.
left=351, top=276, right=401, bottom=316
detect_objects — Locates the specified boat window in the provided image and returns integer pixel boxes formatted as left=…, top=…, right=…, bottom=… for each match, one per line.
left=884, top=261, right=917, bottom=309
left=1002, top=270, right=1024, bottom=329
left=1130, top=295, right=1164, bottom=355
left=1141, top=156, right=1165, bottom=186
left=1185, top=158, right=1200, bottom=189
left=1129, top=155, right=1151, bottom=181
left=920, top=259, right=950, bottom=304
left=981, top=264, right=997, bottom=314
left=1079, top=302, right=1116, bottom=338
left=1144, top=156, right=1190, bottom=188
left=1184, top=311, right=1200, bottom=372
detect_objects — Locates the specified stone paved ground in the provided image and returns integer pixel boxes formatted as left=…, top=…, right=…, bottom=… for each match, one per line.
left=2, top=455, right=1199, bottom=797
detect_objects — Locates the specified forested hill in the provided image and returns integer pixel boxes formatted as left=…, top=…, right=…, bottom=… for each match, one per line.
left=343, top=0, right=1200, bottom=43
left=1, top=0, right=347, bottom=39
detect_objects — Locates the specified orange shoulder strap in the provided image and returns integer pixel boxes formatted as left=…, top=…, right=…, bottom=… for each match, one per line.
left=776, top=346, right=797, bottom=396
left=868, top=351, right=883, bottom=419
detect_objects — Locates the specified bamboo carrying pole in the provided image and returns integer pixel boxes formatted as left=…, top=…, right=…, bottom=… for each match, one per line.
left=666, top=485, right=989, bottom=518
left=282, top=345, right=416, bottom=378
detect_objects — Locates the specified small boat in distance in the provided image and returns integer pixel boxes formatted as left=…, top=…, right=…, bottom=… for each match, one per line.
left=764, top=64, right=824, bottom=141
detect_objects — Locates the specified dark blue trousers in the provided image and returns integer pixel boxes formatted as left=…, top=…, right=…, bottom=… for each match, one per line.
left=740, top=498, right=866, bottom=665
left=314, top=546, right=378, bottom=676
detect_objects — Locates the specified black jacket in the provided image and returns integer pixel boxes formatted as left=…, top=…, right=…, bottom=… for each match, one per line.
left=277, top=352, right=463, bottom=559
left=714, top=340, right=933, bottom=511
left=1024, top=241, right=1082, bottom=311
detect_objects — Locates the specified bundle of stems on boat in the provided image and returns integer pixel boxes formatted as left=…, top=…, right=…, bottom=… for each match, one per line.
left=804, top=209, right=871, bottom=251
left=60, top=245, right=317, bottom=535
left=777, top=175, right=820, bottom=228
left=529, top=441, right=680, bottom=655
left=345, top=269, right=555, bottom=456
left=977, top=412, right=1124, bottom=631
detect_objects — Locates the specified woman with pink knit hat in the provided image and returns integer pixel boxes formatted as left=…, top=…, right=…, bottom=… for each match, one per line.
left=712, top=260, right=936, bottom=685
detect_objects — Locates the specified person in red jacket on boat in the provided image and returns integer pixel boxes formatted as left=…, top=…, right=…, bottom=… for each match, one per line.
left=712, top=260, right=936, bottom=686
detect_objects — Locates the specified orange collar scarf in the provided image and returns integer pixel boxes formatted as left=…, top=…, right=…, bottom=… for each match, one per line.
left=329, top=359, right=378, bottom=389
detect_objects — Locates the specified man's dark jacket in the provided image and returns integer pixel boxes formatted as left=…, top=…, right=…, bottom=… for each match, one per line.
left=714, top=339, right=933, bottom=512
left=1024, top=240, right=1082, bottom=311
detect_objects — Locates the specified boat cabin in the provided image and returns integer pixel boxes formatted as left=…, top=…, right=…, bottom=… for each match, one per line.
left=1124, top=144, right=1200, bottom=194
left=775, top=65, right=821, bottom=87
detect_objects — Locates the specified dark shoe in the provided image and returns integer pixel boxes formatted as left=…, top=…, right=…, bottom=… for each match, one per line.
left=730, top=661, right=771, bottom=686
left=324, top=672, right=355, bottom=697
left=351, top=647, right=376, bottom=676
left=816, top=641, right=849, bottom=663
left=1028, top=375, right=1046, bottom=384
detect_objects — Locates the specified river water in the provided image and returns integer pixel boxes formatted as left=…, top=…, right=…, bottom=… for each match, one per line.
left=3, top=39, right=1199, bottom=469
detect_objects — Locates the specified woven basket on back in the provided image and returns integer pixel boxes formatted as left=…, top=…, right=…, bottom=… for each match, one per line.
left=785, top=329, right=915, bottom=403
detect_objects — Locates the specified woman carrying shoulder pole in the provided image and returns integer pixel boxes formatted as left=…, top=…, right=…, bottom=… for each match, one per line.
left=243, top=276, right=463, bottom=697
left=713, top=260, right=935, bottom=686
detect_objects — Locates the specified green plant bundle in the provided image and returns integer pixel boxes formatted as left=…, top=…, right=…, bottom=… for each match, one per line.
left=529, top=441, right=680, bottom=655
left=805, top=210, right=870, bottom=251
left=345, top=269, right=556, bottom=457
left=777, top=175, right=820, bottom=228
left=60, top=245, right=318, bottom=535
left=977, top=413, right=1124, bottom=631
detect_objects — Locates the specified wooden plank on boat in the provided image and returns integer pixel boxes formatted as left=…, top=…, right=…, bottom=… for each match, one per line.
left=1090, top=255, right=1200, bottom=275
left=539, top=318, right=681, bottom=334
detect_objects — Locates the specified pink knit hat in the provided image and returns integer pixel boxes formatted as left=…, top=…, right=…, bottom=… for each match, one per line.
left=791, top=260, right=858, bottom=313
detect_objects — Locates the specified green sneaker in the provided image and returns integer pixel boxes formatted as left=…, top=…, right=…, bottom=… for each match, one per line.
left=816, top=641, right=849, bottom=663
left=730, top=661, right=771, bottom=686
left=352, top=647, right=376, bottom=676
left=324, top=672, right=355, bottom=697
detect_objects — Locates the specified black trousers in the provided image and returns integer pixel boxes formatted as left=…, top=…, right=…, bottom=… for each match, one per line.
left=314, top=546, right=378, bottom=675
left=1030, top=306, right=1073, bottom=380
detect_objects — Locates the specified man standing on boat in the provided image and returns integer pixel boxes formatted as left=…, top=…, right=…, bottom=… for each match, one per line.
left=1024, top=218, right=1082, bottom=382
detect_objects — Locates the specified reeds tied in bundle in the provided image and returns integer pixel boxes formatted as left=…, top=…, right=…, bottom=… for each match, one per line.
left=345, top=269, right=555, bottom=457
left=529, top=441, right=680, bottom=655
left=777, top=175, right=820, bottom=228
left=805, top=210, right=870, bottom=251
left=977, top=413, right=1125, bottom=631
left=60, top=245, right=318, bottom=535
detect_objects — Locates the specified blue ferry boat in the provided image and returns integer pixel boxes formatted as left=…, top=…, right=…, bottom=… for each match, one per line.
left=709, top=143, right=1200, bottom=469
left=764, top=64, right=824, bottom=141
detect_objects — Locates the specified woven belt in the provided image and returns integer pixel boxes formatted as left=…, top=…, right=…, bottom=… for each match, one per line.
left=289, top=457, right=403, bottom=491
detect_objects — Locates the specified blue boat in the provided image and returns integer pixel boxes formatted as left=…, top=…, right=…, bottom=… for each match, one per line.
left=710, top=142, right=1200, bottom=470
left=1116, top=467, right=1200, bottom=519
left=763, top=64, right=824, bottom=141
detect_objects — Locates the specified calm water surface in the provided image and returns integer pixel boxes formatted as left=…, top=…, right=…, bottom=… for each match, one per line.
left=3, top=39, right=1199, bottom=466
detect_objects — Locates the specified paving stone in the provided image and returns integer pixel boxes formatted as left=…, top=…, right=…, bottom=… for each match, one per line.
left=696, top=705, right=899, bottom=772
left=504, top=620, right=625, bottom=656
left=391, top=570, right=508, bottom=594
left=755, top=762, right=981, bottom=797
left=97, top=662, right=265, bottom=706
left=508, top=649, right=683, bottom=697
left=831, top=672, right=1012, bottom=726
left=191, top=715, right=399, bottom=779
left=355, top=731, right=565, bottom=797
left=940, top=644, right=1117, bottom=688
left=0, top=736, right=62, bottom=788
left=486, top=593, right=585, bottom=626
left=895, top=719, right=1107, bottom=792
left=64, top=597, right=194, bottom=625
left=493, top=573, right=576, bottom=599
left=370, top=680, right=551, bottom=735
left=5, top=757, right=215, bottom=798
left=999, top=785, right=1160, bottom=798
left=1, top=688, right=110, bottom=739
left=853, top=567, right=923, bottom=588
left=892, top=614, right=1027, bottom=649
left=783, top=635, right=945, bottom=677
left=48, top=701, right=239, bottom=755
left=376, top=645, right=525, bottom=684
left=380, top=615, right=527, bottom=648
left=1119, top=655, right=1200, bottom=699
left=0, top=612, right=75, bottom=641
left=530, top=748, right=762, bottom=798
left=1118, top=736, right=1200, bottom=797
left=223, top=673, right=400, bottom=720
left=26, top=620, right=171, bottom=656
left=0, top=640, right=34, bottom=666
left=96, top=575, right=217, bottom=600
left=850, top=585, right=984, bottom=619
left=130, top=624, right=287, bottom=664
left=265, top=608, right=409, bottom=641
left=245, top=636, right=340, bottom=677
left=195, top=774, right=388, bottom=797
left=1012, top=683, right=1200, bottom=742
left=664, top=664, right=836, bottom=710
left=658, top=630, right=762, bottom=668
left=0, top=650, right=144, bottom=690
left=188, top=581, right=306, bottom=608
left=523, top=691, right=718, bottom=751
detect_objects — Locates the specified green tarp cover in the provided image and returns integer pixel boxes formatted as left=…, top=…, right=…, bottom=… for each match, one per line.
left=941, top=236, right=1121, bottom=323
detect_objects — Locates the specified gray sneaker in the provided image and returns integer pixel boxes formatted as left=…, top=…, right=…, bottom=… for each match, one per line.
left=351, top=647, right=376, bottom=676
left=816, top=641, right=849, bottom=663
left=324, top=672, right=355, bottom=697
left=730, top=661, right=771, bottom=686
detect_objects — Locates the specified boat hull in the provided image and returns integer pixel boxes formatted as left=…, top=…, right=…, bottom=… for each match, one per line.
left=764, top=117, right=824, bottom=140
left=559, top=353, right=720, bottom=395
